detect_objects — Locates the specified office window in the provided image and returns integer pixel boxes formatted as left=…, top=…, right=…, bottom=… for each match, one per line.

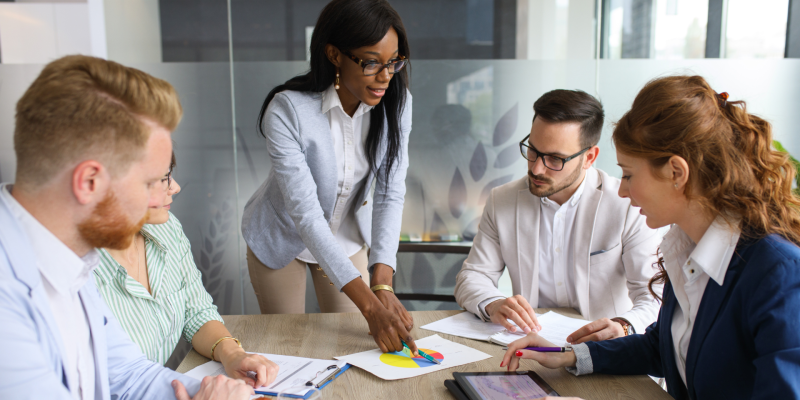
left=725, top=0, right=789, bottom=58
left=604, top=0, right=708, bottom=59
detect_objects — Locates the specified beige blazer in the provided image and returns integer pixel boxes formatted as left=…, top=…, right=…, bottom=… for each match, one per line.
left=454, top=168, right=662, bottom=334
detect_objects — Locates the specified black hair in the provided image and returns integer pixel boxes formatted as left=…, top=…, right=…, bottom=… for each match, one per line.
left=257, top=0, right=410, bottom=181
left=533, top=89, right=604, bottom=148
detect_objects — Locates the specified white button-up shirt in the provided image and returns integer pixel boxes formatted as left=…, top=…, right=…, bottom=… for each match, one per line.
left=568, top=216, right=741, bottom=378
left=661, top=217, right=740, bottom=385
left=297, top=85, right=373, bottom=263
left=537, top=175, right=587, bottom=308
left=478, top=174, right=588, bottom=317
left=1, top=184, right=98, bottom=400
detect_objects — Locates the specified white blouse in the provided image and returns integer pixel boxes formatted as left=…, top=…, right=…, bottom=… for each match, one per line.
left=297, top=84, right=373, bottom=263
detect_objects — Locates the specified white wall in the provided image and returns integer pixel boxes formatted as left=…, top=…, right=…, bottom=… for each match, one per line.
left=0, top=3, right=91, bottom=64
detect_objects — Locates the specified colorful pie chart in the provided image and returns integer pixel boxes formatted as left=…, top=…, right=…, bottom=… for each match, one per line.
left=379, top=348, right=444, bottom=368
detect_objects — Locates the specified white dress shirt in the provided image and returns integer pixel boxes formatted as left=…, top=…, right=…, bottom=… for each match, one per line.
left=537, top=175, right=587, bottom=308
left=570, top=216, right=740, bottom=379
left=662, top=217, right=739, bottom=384
left=297, top=84, right=372, bottom=263
left=1, top=185, right=98, bottom=400
left=478, top=174, right=587, bottom=317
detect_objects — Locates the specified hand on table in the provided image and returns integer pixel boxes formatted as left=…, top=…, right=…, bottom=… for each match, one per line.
left=172, top=375, right=254, bottom=400
left=566, top=318, right=625, bottom=344
left=485, top=295, right=541, bottom=334
left=219, top=348, right=280, bottom=388
left=500, top=333, right=577, bottom=371
left=374, top=289, right=414, bottom=331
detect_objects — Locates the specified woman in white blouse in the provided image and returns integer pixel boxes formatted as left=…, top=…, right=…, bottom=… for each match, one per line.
left=241, top=0, right=417, bottom=354
left=500, top=76, right=800, bottom=399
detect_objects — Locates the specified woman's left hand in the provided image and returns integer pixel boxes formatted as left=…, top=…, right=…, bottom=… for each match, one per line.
left=220, top=348, right=280, bottom=388
left=371, top=263, right=413, bottom=330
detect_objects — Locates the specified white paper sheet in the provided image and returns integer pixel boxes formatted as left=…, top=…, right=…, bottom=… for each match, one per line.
left=420, top=311, right=589, bottom=347
left=333, top=334, right=492, bottom=380
left=420, top=311, right=508, bottom=340
left=532, top=312, right=590, bottom=347
left=183, top=353, right=346, bottom=398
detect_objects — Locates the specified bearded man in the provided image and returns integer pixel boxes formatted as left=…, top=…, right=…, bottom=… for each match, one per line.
left=0, top=55, right=252, bottom=400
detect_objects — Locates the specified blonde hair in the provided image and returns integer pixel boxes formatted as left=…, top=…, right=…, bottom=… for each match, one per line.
left=613, top=75, right=800, bottom=299
left=14, top=55, right=183, bottom=189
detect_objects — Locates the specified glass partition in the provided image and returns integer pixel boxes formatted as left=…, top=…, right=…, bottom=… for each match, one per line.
left=1, top=1, right=800, bottom=317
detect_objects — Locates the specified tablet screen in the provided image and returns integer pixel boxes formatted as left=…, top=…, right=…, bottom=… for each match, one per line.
left=463, top=374, right=550, bottom=400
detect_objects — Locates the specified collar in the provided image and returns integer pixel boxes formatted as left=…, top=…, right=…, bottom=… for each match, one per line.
left=540, top=168, right=589, bottom=207
left=321, top=84, right=374, bottom=118
left=662, top=216, right=740, bottom=286
left=140, top=224, right=168, bottom=253
left=0, top=184, right=99, bottom=296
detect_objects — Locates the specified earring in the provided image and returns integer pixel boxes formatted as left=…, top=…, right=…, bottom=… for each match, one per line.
left=335, top=70, right=340, bottom=90
left=674, top=183, right=678, bottom=188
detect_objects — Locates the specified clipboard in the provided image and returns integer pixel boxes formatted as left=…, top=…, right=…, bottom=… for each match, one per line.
left=183, top=353, right=350, bottom=400
left=255, top=363, right=351, bottom=399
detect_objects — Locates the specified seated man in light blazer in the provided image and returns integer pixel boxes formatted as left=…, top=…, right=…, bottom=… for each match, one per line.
left=454, top=89, right=662, bottom=343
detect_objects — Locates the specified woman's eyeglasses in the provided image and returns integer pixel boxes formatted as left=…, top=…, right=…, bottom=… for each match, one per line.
left=343, top=52, right=407, bottom=76
left=160, top=169, right=172, bottom=191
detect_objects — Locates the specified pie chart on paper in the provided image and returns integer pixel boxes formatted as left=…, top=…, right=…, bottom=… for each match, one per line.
left=379, top=348, right=444, bottom=368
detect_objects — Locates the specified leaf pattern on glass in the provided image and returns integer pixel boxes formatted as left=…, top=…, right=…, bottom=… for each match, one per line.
left=430, top=211, right=449, bottom=235
left=492, top=103, right=518, bottom=147
left=461, top=217, right=481, bottom=241
left=469, top=142, right=487, bottom=181
left=479, top=174, right=515, bottom=205
left=198, top=197, right=235, bottom=314
left=493, top=142, right=520, bottom=169
left=449, top=168, right=467, bottom=219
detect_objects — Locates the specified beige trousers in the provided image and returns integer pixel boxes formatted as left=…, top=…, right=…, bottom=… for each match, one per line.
left=246, top=246, right=369, bottom=314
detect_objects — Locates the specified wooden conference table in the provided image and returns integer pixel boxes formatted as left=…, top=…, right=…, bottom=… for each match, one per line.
left=177, top=309, right=671, bottom=399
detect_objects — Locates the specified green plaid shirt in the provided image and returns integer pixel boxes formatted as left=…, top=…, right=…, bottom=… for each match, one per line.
left=93, top=213, right=223, bottom=365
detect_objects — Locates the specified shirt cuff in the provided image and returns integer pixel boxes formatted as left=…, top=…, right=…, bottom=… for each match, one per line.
left=477, top=297, right=506, bottom=321
left=565, top=343, right=593, bottom=376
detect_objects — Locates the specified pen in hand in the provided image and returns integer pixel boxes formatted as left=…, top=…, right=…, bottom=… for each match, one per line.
left=401, top=340, right=441, bottom=365
left=502, top=346, right=573, bottom=353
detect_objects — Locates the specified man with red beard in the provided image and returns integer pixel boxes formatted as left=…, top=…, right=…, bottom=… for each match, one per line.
left=455, top=89, right=662, bottom=344
left=0, top=55, right=253, bottom=399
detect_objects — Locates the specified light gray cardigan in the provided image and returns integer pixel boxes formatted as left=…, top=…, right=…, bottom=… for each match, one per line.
left=242, top=89, right=412, bottom=290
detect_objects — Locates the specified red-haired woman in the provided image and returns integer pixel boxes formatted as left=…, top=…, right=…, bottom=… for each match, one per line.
left=501, top=75, right=800, bottom=399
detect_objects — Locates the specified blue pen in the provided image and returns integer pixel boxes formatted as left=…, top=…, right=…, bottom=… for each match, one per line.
left=401, top=340, right=441, bottom=365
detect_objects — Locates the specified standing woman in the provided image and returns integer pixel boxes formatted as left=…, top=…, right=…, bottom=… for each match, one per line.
left=242, top=0, right=417, bottom=354
left=500, top=75, right=800, bottom=399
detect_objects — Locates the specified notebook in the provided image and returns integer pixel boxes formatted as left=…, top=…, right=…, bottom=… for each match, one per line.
left=421, top=311, right=589, bottom=347
left=184, top=352, right=349, bottom=399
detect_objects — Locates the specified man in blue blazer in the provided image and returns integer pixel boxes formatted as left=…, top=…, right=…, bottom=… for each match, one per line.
left=0, top=56, right=253, bottom=399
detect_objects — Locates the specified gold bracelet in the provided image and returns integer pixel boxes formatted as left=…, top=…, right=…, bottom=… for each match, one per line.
left=370, top=284, right=394, bottom=294
left=210, top=336, right=241, bottom=362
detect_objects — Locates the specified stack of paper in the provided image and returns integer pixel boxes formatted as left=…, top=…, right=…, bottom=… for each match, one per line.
left=421, top=311, right=589, bottom=347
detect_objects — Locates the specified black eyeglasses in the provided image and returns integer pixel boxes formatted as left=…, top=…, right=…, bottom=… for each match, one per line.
left=519, top=134, right=590, bottom=171
left=343, top=51, right=407, bottom=76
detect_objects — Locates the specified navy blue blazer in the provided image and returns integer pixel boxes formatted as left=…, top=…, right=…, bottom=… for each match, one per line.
left=585, top=234, right=800, bottom=399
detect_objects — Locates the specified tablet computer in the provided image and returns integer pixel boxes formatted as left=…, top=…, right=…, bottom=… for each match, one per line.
left=453, top=371, right=558, bottom=400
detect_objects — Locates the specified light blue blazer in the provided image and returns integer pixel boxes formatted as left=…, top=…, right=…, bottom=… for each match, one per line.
left=0, top=189, right=200, bottom=399
left=242, top=90, right=412, bottom=290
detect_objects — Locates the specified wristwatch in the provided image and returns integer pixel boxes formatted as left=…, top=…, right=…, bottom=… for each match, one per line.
left=611, top=318, right=633, bottom=336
